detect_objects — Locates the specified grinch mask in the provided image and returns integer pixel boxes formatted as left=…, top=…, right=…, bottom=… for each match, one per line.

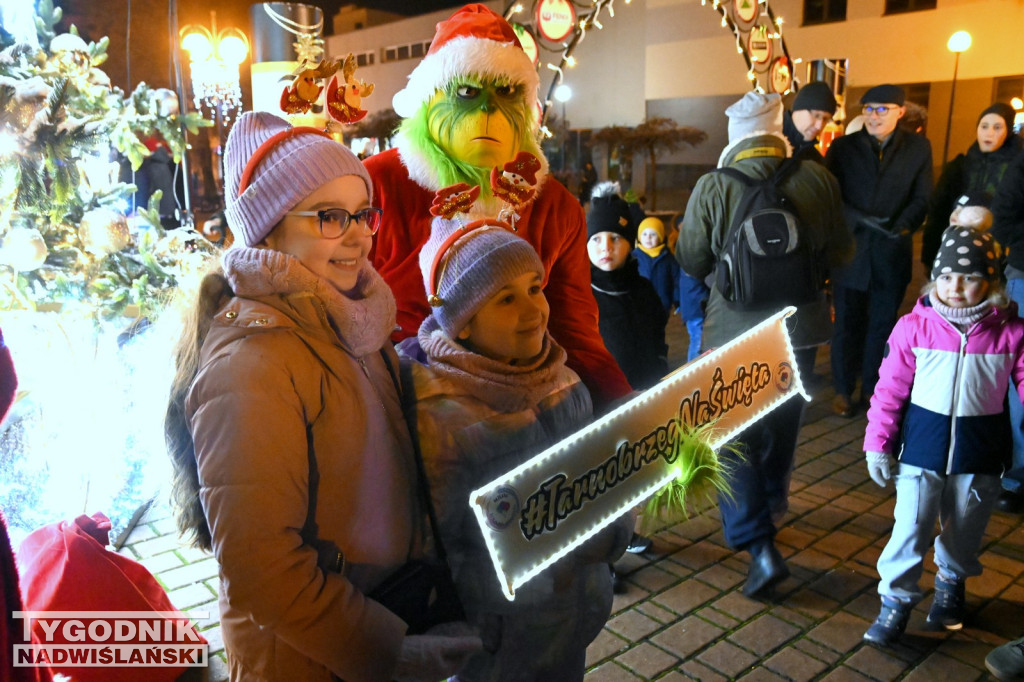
left=427, top=78, right=523, bottom=170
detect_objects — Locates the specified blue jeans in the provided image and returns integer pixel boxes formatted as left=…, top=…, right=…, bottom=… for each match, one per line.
left=717, top=377, right=810, bottom=550
left=1003, top=278, right=1024, bottom=494
left=684, top=317, right=703, bottom=363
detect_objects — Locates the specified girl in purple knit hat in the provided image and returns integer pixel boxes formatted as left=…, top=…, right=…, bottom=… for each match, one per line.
left=400, top=209, right=634, bottom=682
left=164, top=111, right=480, bottom=682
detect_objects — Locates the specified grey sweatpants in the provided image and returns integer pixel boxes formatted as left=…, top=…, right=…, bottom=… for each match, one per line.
left=876, top=463, right=1002, bottom=603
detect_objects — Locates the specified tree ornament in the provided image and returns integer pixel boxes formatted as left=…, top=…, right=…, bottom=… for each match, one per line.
left=0, top=225, right=48, bottom=271
left=49, top=33, right=91, bottom=77
left=79, top=207, right=129, bottom=256
left=151, top=89, right=180, bottom=117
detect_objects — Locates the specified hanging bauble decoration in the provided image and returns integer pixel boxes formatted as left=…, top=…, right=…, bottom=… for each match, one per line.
left=152, top=88, right=180, bottom=117
left=49, top=33, right=91, bottom=77
left=79, top=207, right=129, bottom=256
left=0, top=225, right=48, bottom=271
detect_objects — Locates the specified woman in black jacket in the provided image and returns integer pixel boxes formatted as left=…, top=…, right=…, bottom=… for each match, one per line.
left=921, top=103, right=1023, bottom=270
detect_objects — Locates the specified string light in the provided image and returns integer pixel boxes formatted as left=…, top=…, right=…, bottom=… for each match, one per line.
left=702, top=0, right=791, bottom=93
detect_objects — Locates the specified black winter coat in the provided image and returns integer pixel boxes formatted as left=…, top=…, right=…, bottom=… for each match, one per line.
left=992, top=148, right=1024, bottom=273
left=591, top=259, right=669, bottom=391
left=921, top=137, right=1023, bottom=268
left=824, top=127, right=932, bottom=291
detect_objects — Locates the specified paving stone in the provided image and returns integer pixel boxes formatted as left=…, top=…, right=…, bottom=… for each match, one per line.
left=587, top=628, right=629, bottom=667
left=635, top=600, right=678, bottom=624
left=156, top=557, right=219, bottom=591
left=813, top=529, right=872, bottom=560
left=651, top=615, right=725, bottom=659
left=629, top=564, right=684, bottom=594
left=615, top=642, right=679, bottom=679
left=843, top=643, right=911, bottom=679
left=807, top=610, right=873, bottom=654
left=817, top=665, right=874, bottom=681
left=696, top=639, right=759, bottom=678
left=167, top=582, right=217, bottom=611
left=692, top=562, right=744, bottom=591
left=606, top=608, right=663, bottom=642
left=727, top=613, right=801, bottom=656
left=900, top=651, right=981, bottom=681
left=583, top=660, right=641, bottom=681
left=653, top=578, right=719, bottom=615
left=137, top=549, right=184, bottom=574
left=806, top=567, right=874, bottom=602
left=762, top=646, right=830, bottom=681
left=708, top=590, right=768, bottom=622
left=671, top=657, right=727, bottom=681
left=734, top=666, right=788, bottom=681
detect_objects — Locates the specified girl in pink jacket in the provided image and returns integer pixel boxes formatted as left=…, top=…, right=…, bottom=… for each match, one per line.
left=862, top=225, right=1024, bottom=647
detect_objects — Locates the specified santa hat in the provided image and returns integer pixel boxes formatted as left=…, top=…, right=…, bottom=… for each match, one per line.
left=392, top=3, right=539, bottom=118
left=502, top=151, right=541, bottom=183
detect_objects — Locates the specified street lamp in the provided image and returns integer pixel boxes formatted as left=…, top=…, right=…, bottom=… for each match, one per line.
left=554, top=84, right=572, bottom=171
left=941, top=30, right=971, bottom=165
left=180, top=12, right=249, bottom=121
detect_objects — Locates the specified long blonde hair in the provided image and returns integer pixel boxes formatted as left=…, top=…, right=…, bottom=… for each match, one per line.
left=164, top=269, right=234, bottom=550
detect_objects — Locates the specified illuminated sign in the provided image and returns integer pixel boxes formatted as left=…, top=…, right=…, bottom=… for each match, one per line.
left=536, top=0, right=576, bottom=43
left=513, top=23, right=539, bottom=66
left=733, top=0, right=759, bottom=24
left=469, top=308, right=806, bottom=599
left=770, top=56, right=793, bottom=94
left=748, top=25, right=772, bottom=65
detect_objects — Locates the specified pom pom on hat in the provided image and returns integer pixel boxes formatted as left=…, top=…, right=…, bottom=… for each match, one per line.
left=792, top=81, right=837, bottom=114
left=418, top=216, right=544, bottom=338
left=861, top=84, right=905, bottom=106
left=392, top=3, right=539, bottom=118
left=224, top=111, right=371, bottom=247
left=951, top=192, right=994, bottom=231
left=586, top=193, right=637, bottom=243
left=931, top=226, right=1001, bottom=282
left=725, top=91, right=783, bottom=142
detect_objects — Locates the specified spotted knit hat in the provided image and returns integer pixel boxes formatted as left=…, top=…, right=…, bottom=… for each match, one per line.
left=418, top=216, right=544, bottom=338
left=931, top=226, right=1001, bottom=282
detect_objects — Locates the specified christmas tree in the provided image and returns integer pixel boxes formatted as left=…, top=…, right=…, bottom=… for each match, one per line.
left=0, top=0, right=219, bottom=544
left=0, top=0, right=215, bottom=320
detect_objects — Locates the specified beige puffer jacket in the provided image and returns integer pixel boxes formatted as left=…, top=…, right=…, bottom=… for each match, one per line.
left=186, top=248, right=420, bottom=681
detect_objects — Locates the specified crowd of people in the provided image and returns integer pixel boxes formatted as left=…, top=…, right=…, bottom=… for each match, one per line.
left=5, top=3, right=1024, bottom=681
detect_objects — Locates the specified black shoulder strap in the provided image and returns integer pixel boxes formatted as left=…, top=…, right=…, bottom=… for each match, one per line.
left=380, top=349, right=452, bottom=563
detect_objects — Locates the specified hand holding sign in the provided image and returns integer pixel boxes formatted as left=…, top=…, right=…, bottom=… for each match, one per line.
left=469, top=308, right=807, bottom=599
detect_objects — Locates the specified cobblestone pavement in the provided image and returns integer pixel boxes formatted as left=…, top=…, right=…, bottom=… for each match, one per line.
left=122, top=302, right=1024, bottom=682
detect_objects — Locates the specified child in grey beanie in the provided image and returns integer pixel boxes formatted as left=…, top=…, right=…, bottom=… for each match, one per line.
left=402, top=212, right=634, bottom=682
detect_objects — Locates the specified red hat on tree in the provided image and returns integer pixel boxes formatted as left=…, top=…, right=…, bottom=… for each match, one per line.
left=392, top=3, right=539, bottom=117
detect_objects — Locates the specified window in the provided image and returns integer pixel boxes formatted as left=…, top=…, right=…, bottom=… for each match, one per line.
left=884, top=0, right=936, bottom=14
left=995, top=76, right=1024, bottom=104
left=803, top=0, right=846, bottom=25
left=354, top=51, right=375, bottom=68
left=381, top=40, right=432, bottom=63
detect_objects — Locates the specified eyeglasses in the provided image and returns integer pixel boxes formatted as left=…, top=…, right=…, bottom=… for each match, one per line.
left=862, top=105, right=898, bottom=117
left=283, top=207, right=383, bottom=238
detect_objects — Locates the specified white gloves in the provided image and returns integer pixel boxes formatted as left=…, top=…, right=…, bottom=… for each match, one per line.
left=393, top=622, right=482, bottom=682
left=865, top=451, right=891, bottom=488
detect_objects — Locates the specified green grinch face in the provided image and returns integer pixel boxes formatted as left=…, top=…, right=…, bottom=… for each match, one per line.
left=426, top=76, right=528, bottom=169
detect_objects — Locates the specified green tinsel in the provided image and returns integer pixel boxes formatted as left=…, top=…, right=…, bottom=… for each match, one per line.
left=640, top=421, right=741, bottom=534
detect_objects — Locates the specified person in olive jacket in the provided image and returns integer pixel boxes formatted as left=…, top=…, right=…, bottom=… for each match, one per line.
left=676, top=91, right=852, bottom=601
left=825, top=84, right=933, bottom=418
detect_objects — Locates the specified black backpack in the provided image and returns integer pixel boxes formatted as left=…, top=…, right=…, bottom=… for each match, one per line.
left=713, top=158, right=823, bottom=311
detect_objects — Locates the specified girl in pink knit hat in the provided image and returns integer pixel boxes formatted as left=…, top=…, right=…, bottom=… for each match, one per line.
left=165, top=111, right=480, bottom=682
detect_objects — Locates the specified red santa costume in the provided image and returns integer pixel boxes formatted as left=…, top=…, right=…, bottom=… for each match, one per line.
left=365, top=4, right=631, bottom=408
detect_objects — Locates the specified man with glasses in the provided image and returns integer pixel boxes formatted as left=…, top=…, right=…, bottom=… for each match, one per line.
left=824, top=84, right=933, bottom=417
left=783, top=81, right=837, bottom=163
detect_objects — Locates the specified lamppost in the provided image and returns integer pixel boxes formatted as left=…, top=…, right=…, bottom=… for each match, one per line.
left=941, top=30, right=971, bottom=165
left=554, top=84, right=572, bottom=172
left=180, top=12, right=249, bottom=205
